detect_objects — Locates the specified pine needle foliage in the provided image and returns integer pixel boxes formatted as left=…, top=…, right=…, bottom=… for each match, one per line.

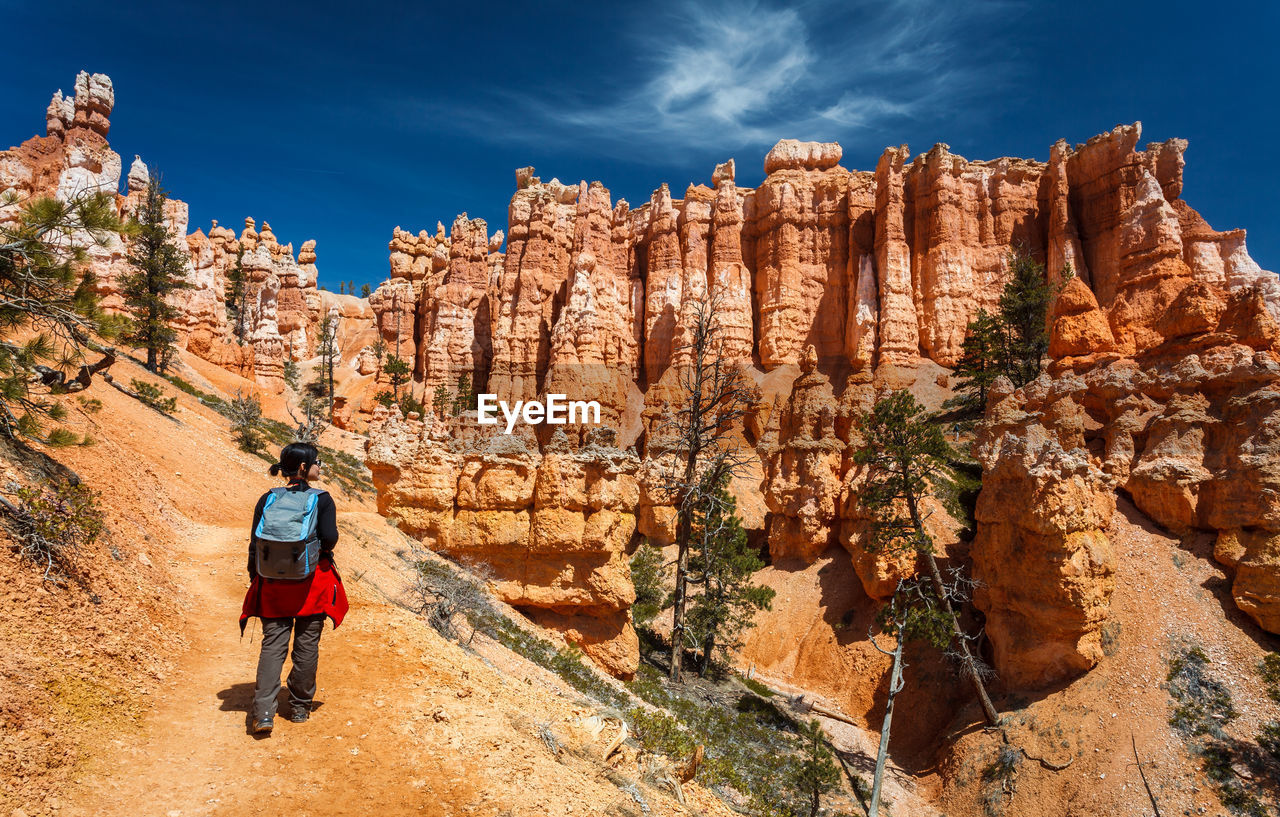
left=129, top=379, right=177, bottom=414
left=224, top=250, right=249, bottom=344
left=947, top=251, right=1066, bottom=413
left=383, top=354, right=410, bottom=399
left=452, top=372, right=474, bottom=416
left=853, top=390, right=950, bottom=556
left=629, top=541, right=668, bottom=630
left=792, top=719, right=841, bottom=817
left=686, top=473, right=774, bottom=675
left=0, top=191, right=126, bottom=441
left=7, top=479, right=105, bottom=581
left=854, top=389, right=1001, bottom=726
left=227, top=389, right=265, bottom=452
left=121, top=176, right=193, bottom=373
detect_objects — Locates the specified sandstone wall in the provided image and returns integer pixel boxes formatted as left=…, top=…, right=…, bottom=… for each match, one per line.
left=365, top=410, right=640, bottom=678
left=969, top=261, right=1280, bottom=687
left=362, top=124, right=1279, bottom=679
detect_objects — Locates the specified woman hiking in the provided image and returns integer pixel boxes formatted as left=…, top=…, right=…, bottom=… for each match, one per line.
left=240, top=442, right=349, bottom=735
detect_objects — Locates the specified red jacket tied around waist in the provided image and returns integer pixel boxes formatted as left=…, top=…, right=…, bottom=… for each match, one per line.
left=240, top=480, right=349, bottom=631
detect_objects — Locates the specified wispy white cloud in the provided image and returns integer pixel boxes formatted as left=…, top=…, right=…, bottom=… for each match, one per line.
left=406, top=0, right=1020, bottom=162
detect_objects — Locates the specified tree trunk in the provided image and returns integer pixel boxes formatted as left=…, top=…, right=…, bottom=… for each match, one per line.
left=869, top=628, right=905, bottom=817
left=903, top=474, right=1000, bottom=727
left=670, top=535, right=691, bottom=681
left=669, top=509, right=691, bottom=682
left=669, top=427, right=701, bottom=682
left=924, top=551, right=999, bottom=725
left=699, top=631, right=715, bottom=678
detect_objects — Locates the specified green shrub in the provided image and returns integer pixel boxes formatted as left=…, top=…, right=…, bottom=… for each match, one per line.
left=740, top=675, right=774, bottom=699
left=1259, top=654, right=1280, bottom=703
left=629, top=541, right=667, bottom=629
left=227, top=389, right=265, bottom=453
left=628, top=707, right=695, bottom=759
left=150, top=369, right=373, bottom=496
left=130, top=379, right=177, bottom=413
left=1166, top=646, right=1237, bottom=736
left=7, top=480, right=105, bottom=580
left=1165, top=646, right=1275, bottom=816
left=1260, top=721, right=1280, bottom=762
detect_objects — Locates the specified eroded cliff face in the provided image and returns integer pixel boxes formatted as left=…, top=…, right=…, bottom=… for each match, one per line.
left=365, top=412, right=640, bottom=678
left=968, top=243, right=1280, bottom=686
left=0, top=73, right=333, bottom=394
left=360, top=121, right=1279, bottom=679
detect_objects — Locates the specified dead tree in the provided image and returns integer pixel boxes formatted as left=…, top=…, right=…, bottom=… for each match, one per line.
left=653, top=291, right=755, bottom=682
left=866, top=577, right=957, bottom=817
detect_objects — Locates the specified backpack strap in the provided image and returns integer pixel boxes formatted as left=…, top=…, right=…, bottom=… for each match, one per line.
left=298, top=488, right=325, bottom=541
left=253, top=487, right=287, bottom=538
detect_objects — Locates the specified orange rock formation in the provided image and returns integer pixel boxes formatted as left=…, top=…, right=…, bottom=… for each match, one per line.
left=360, top=122, right=1278, bottom=678
left=0, top=73, right=335, bottom=394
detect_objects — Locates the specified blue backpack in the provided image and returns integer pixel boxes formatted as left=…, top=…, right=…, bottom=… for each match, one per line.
left=254, top=487, right=326, bottom=580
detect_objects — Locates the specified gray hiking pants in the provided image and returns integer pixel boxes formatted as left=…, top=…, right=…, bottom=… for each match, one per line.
left=252, top=614, right=325, bottom=721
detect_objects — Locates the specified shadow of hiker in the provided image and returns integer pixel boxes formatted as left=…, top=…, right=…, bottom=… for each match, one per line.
left=218, top=683, right=327, bottom=738
left=217, top=683, right=255, bottom=714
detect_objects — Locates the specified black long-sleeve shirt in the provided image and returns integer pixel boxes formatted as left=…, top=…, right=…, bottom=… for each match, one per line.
left=247, top=480, right=338, bottom=577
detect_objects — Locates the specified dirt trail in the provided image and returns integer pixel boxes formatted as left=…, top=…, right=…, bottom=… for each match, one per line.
left=64, top=522, right=475, bottom=817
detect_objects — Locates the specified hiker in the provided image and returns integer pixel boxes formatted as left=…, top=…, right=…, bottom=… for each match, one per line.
left=240, top=442, right=349, bottom=735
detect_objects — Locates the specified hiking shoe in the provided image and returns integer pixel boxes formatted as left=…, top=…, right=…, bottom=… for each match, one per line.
left=252, top=717, right=274, bottom=734
left=287, top=707, right=310, bottom=724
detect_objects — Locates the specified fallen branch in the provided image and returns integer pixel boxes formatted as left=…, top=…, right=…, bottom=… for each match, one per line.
left=1132, top=733, right=1162, bottom=817
left=808, top=701, right=861, bottom=728
left=1001, top=729, right=1074, bottom=771
left=101, top=373, right=178, bottom=419
left=603, top=719, right=628, bottom=761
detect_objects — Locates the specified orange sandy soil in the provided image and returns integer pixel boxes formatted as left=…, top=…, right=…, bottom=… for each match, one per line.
left=0, top=350, right=732, bottom=817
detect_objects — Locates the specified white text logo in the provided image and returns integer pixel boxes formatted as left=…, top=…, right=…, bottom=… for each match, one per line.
left=476, top=393, right=602, bottom=434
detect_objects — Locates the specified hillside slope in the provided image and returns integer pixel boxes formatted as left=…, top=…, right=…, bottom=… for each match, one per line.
left=0, top=350, right=732, bottom=817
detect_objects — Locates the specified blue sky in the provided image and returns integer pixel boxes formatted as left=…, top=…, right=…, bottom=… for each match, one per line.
left=2, top=0, right=1276, bottom=290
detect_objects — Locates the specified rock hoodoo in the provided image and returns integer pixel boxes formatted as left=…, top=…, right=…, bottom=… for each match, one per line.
left=356, top=124, right=1279, bottom=677
left=0, top=72, right=331, bottom=393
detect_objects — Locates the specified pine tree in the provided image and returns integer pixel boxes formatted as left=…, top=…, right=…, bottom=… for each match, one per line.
left=0, top=191, right=125, bottom=440
left=227, top=389, right=265, bottom=452
left=432, top=383, right=451, bottom=418
left=224, top=250, right=249, bottom=344
left=122, top=175, right=193, bottom=372
left=946, top=308, right=1006, bottom=412
left=854, top=389, right=1000, bottom=726
left=383, top=354, right=411, bottom=400
left=314, top=313, right=337, bottom=415
left=629, top=541, right=668, bottom=630
left=287, top=382, right=327, bottom=443
left=338, top=282, right=345, bottom=295
left=792, top=719, right=840, bottom=817
left=866, top=578, right=953, bottom=817
left=360, top=283, right=371, bottom=298
left=999, top=250, right=1055, bottom=387
left=685, top=473, right=774, bottom=676
left=451, top=372, right=474, bottom=416
left=656, top=291, right=754, bottom=682
left=949, top=250, right=1064, bottom=413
